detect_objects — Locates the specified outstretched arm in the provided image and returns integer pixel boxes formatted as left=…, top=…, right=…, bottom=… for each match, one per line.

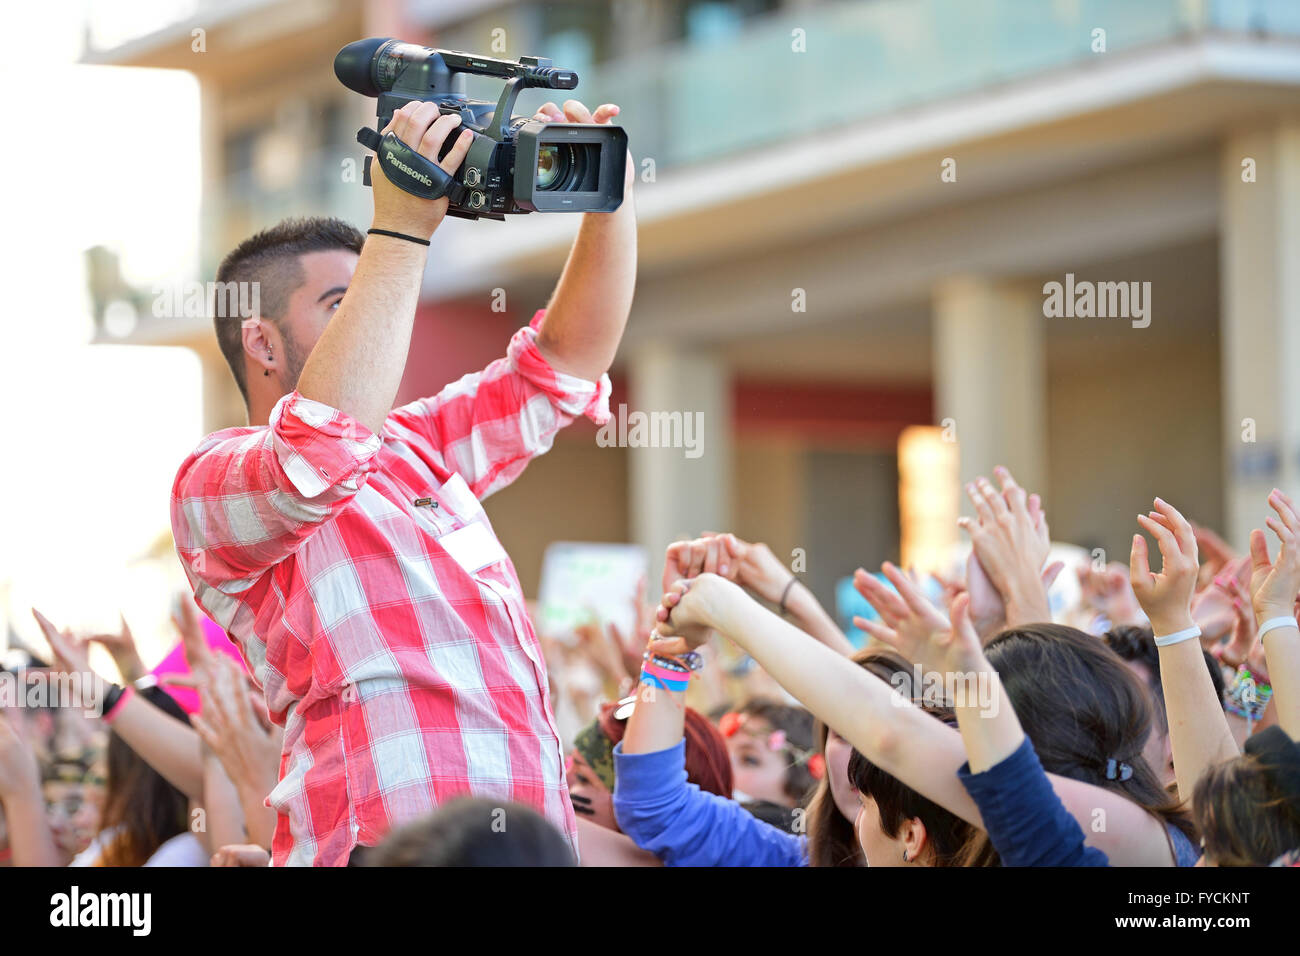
left=532, top=101, right=637, bottom=382
left=0, top=710, right=61, bottom=866
left=34, top=610, right=206, bottom=801
left=653, top=572, right=1175, bottom=865
left=1248, top=490, right=1300, bottom=739
left=858, top=581, right=1108, bottom=866
left=1129, top=499, right=1238, bottom=804
left=296, top=101, right=473, bottom=433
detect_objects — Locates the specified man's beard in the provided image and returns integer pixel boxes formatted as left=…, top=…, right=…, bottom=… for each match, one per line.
left=279, top=327, right=310, bottom=391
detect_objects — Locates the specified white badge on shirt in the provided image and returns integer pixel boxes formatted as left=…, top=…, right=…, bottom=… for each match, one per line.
left=438, top=472, right=483, bottom=518
left=439, top=520, right=506, bottom=575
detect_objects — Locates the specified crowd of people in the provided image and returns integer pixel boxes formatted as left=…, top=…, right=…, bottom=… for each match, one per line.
left=1, top=466, right=1298, bottom=868
left=3, top=99, right=1297, bottom=871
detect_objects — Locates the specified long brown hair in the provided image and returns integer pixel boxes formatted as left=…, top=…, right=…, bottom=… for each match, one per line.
left=96, top=689, right=191, bottom=867
left=958, top=623, right=1194, bottom=865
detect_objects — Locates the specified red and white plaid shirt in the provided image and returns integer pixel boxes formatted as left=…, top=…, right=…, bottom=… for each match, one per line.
left=170, top=312, right=609, bottom=866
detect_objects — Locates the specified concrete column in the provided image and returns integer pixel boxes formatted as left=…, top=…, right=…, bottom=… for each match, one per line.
left=933, top=276, right=1047, bottom=510
left=1220, top=123, right=1300, bottom=546
left=627, top=343, right=732, bottom=570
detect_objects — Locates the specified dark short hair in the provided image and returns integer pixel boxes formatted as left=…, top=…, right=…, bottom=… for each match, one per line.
left=846, top=709, right=973, bottom=867
left=212, top=217, right=364, bottom=403
left=365, top=798, right=576, bottom=867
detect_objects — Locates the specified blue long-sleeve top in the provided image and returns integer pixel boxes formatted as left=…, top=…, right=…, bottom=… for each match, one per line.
left=612, top=740, right=807, bottom=866
left=956, top=735, right=1110, bottom=867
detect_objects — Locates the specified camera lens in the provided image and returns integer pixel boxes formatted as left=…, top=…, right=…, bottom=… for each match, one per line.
left=536, top=145, right=572, bottom=191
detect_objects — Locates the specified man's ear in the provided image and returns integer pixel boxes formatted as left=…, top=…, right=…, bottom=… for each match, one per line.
left=241, top=318, right=281, bottom=379
left=902, top=816, right=929, bottom=865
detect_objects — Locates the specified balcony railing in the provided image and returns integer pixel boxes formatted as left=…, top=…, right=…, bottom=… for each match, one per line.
left=576, top=0, right=1300, bottom=171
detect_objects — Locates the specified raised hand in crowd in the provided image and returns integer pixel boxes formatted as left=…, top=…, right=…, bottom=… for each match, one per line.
left=185, top=656, right=281, bottom=850
left=1193, top=521, right=1240, bottom=587
left=173, top=594, right=221, bottom=690
left=654, top=568, right=1179, bottom=865
left=1129, top=498, right=1238, bottom=803
left=0, top=706, right=61, bottom=867
left=1190, top=555, right=1251, bottom=647
left=1217, top=569, right=1258, bottom=671
left=957, top=467, right=1061, bottom=638
left=84, top=614, right=146, bottom=685
left=1246, top=489, right=1300, bottom=739
left=33, top=607, right=206, bottom=801
left=1076, top=560, right=1146, bottom=632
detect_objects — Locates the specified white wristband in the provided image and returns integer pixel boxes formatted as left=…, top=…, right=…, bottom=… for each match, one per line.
left=1154, top=625, right=1202, bottom=647
left=1258, top=616, right=1298, bottom=639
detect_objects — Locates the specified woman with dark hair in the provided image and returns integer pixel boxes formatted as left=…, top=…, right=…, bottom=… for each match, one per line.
left=961, top=622, right=1197, bottom=865
left=856, top=579, right=1109, bottom=866
left=612, top=641, right=971, bottom=866
left=652, top=565, right=1188, bottom=864
left=71, top=687, right=205, bottom=867
left=846, top=712, right=976, bottom=867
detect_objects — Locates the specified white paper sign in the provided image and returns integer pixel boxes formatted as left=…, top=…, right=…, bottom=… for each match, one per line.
left=537, top=542, right=647, bottom=644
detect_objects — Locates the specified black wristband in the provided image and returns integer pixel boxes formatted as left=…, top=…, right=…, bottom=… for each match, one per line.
left=100, top=682, right=125, bottom=715
left=778, top=577, right=798, bottom=617
left=367, top=228, right=430, bottom=247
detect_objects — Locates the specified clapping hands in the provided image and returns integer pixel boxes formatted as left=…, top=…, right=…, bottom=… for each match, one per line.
left=958, top=466, right=1060, bottom=632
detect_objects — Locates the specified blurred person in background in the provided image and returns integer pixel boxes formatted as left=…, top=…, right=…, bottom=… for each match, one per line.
left=42, top=747, right=107, bottom=864
left=69, top=686, right=206, bottom=867
left=717, top=698, right=820, bottom=833
left=566, top=699, right=731, bottom=831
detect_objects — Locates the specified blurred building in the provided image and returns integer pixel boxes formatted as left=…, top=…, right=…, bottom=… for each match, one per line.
left=85, top=0, right=1300, bottom=610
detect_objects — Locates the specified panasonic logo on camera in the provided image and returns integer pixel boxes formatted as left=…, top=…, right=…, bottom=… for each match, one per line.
left=386, top=151, right=432, bottom=186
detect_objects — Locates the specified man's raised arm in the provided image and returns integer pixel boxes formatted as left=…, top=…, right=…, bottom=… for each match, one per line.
left=532, top=101, right=638, bottom=383
left=296, top=101, right=475, bottom=434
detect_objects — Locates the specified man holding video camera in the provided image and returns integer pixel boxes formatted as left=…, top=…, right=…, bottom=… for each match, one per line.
left=170, top=95, right=635, bottom=866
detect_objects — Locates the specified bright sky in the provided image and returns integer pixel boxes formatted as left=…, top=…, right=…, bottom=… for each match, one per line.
left=0, top=1, right=204, bottom=668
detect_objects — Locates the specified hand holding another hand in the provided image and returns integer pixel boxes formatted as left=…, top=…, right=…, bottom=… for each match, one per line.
left=649, top=573, right=743, bottom=657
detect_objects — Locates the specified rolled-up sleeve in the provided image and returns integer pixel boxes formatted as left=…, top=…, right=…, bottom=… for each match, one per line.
left=387, top=310, right=612, bottom=499
left=613, top=741, right=806, bottom=867
left=170, top=391, right=381, bottom=588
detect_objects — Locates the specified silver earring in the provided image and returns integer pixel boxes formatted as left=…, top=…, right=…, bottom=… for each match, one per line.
left=902, top=850, right=908, bottom=862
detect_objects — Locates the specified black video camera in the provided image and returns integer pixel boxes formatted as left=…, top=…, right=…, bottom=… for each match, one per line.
left=334, top=37, right=627, bottom=221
